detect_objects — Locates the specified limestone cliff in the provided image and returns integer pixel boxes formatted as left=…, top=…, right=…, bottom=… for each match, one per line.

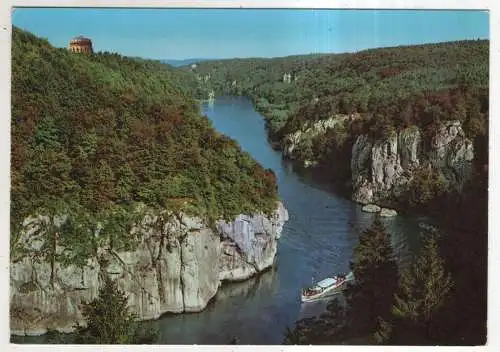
left=10, top=202, right=288, bottom=336
left=281, top=116, right=474, bottom=206
left=282, top=114, right=358, bottom=166
left=351, top=121, right=474, bottom=204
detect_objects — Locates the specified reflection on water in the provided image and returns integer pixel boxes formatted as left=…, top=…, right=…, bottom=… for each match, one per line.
left=147, top=267, right=282, bottom=344
left=216, top=267, right=279, bottom=302
left=14, top=96, right=433, bottom=345
left=147, top=97, right=429, bottom=344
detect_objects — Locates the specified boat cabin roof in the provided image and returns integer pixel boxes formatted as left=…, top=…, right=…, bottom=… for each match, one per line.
left=316, top=277, right=336, bottom=288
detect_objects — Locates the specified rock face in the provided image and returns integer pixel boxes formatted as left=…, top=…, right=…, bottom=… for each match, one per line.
left=428, top=121, right=475, bottom=185
left=282, top=114, right=358, bottom=162
left=280, top=116, right=473, bottom=207
left=217, top=202, right=287, bottom=281
left=10, top=202, right=289, bottom=336
left=351, top=121, right=474, bottom=204
left=361, top=204, right=381, bottom=213
left=351, top=126, right=421, bottom=204
left=379, top=208, right=398, bottom=217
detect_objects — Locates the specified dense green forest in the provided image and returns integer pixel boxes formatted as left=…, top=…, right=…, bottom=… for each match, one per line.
left=192, top=40, right=488, bottom=345
left=11, top=28, right=487, bottom=345
left=191, top=41, right=489, bottom=210
left=193, top=40, right=488, bottom=140
left=193, top=40, right=489, bottom=208
left=11, top=27, right=278, bottom=261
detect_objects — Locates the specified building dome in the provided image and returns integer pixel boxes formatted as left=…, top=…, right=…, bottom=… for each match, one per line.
left=68, top=36, right=93, bottom=54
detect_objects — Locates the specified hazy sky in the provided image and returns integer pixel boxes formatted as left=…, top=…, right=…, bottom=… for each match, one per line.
left=12, top=8, right=489, bottom=60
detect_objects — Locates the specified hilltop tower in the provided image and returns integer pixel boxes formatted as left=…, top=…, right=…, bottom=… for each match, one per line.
left=68, top=36, right=93, bottom=54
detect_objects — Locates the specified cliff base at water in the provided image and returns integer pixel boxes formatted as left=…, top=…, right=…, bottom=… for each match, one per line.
left=10, top=27, right=287, bottom=336
left=11, top=203, right=289, bottom=336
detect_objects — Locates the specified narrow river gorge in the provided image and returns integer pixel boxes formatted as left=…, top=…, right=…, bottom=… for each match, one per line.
left=145, top=96, right=428, bottom=344
left=15, top=96, right=430, bottom=345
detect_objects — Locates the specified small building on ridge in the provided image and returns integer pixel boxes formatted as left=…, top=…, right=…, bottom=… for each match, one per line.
left=68, top=36, right=93, bottom=54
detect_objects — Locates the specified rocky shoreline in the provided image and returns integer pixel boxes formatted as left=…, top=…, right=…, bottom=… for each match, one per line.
left=279, top=115, right=474, bottom=210
left=10, top=202, right=289, bottom=336
left=361, top=204, right=398, bottom=217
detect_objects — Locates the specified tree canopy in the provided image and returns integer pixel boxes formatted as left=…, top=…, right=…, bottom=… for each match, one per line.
left=192, top=39, right=488, bottom=142
left=283, top=218, right=400, bottom=345
left=344, top=218, right=400, bottom=341
left=191, top=39, right=489, bottom=203
left=11, top=27, right=278, bottom=239
left=11, top=27, right=280, bottom=280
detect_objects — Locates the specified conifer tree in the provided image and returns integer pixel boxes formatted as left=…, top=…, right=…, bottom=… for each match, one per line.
left=283, top=299, right=347, bottom=345
left=344, top=217, right=399, bottom=341
left=284, top=218, right=400, bottom=345
left=74, top=276, right=158, bottom=344
left=390, top=235, right=453, bottom=344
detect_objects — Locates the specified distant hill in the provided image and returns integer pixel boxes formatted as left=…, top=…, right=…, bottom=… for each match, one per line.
left=161, top=58, right=213, bottom=67
left=194, top=39, right=489, bottom=138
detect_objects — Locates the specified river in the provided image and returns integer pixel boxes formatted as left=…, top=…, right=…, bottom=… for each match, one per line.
left=14, top=96, right=429, bottom=345
left=146, top=96, right=427, bottom=344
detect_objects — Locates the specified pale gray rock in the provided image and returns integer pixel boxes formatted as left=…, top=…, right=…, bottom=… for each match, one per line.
left=352, top=128, right=417, bottom=204
left=398, top=126, right=421, bottom=170
left=216, top=202, right=289, bottom=279
left=428, top=121, right=474, bottom=186
left=180, top=227, right=220, bottom=312
left=303, top=160, right=318, bottom=168
left=283, top=114, right=359, bottom=160
left=352, top=179, right=374, bottom=205
left=361, top=204, right=381, bottom=213
left=351, top=134, right=373, bottom=185
left=351, top=121, right=473, bottom=205
left=429, top=121, right=463, bottom=168
left=380, top=208, right=398, bottom=217
left=218, top=242, right=256, bottom=282
left=10, top=202, right=289, bottom=336
left=371, top=133, right=403, bottom=190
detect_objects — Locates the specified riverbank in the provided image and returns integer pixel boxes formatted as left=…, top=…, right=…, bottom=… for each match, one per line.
left=239, top=95, right=483, bottom=226
left=11, top=202, right=289, bottom=336
left=155, top=96, right=425, bottom=344
left=13, top=97, right=433, bottom=344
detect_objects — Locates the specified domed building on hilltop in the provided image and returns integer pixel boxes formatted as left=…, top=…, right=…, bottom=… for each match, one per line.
left=68, top=36, right=93, bottom=54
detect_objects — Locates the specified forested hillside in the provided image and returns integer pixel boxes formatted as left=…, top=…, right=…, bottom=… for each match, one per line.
left=11, top=27, right=278, bottom=250
left=191, top=40, right=488, bottom=345
left=193, top=40, right=488, bottom=139
left=192, top=40, right=488, bottom=207
left=10, top=27, right=488, bottom=344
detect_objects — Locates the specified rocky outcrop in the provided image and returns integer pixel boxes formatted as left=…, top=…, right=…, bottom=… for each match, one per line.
left=283, top=72, right=292, bottom=84
left=352, top=126, right=421, bottom=204
left=217, top=202, right=287, bottom=281
left=280, top=116, right=474, bottom=208
left=360, top=204, right=397, bottom=217
left=351, top=121, right=474, bottom=205
left=10, top=202, right=289, bottom=336
left=428, top=120, right=474, bottom=186
left=380, top=208, right=398, bottom=217
left=361, top=204, right=381, bottom=213
left=282, top=114, right=359, bottom=162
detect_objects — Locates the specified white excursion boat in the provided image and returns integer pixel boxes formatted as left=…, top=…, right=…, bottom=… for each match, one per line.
left=301, top=272, right=354, bottom=303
